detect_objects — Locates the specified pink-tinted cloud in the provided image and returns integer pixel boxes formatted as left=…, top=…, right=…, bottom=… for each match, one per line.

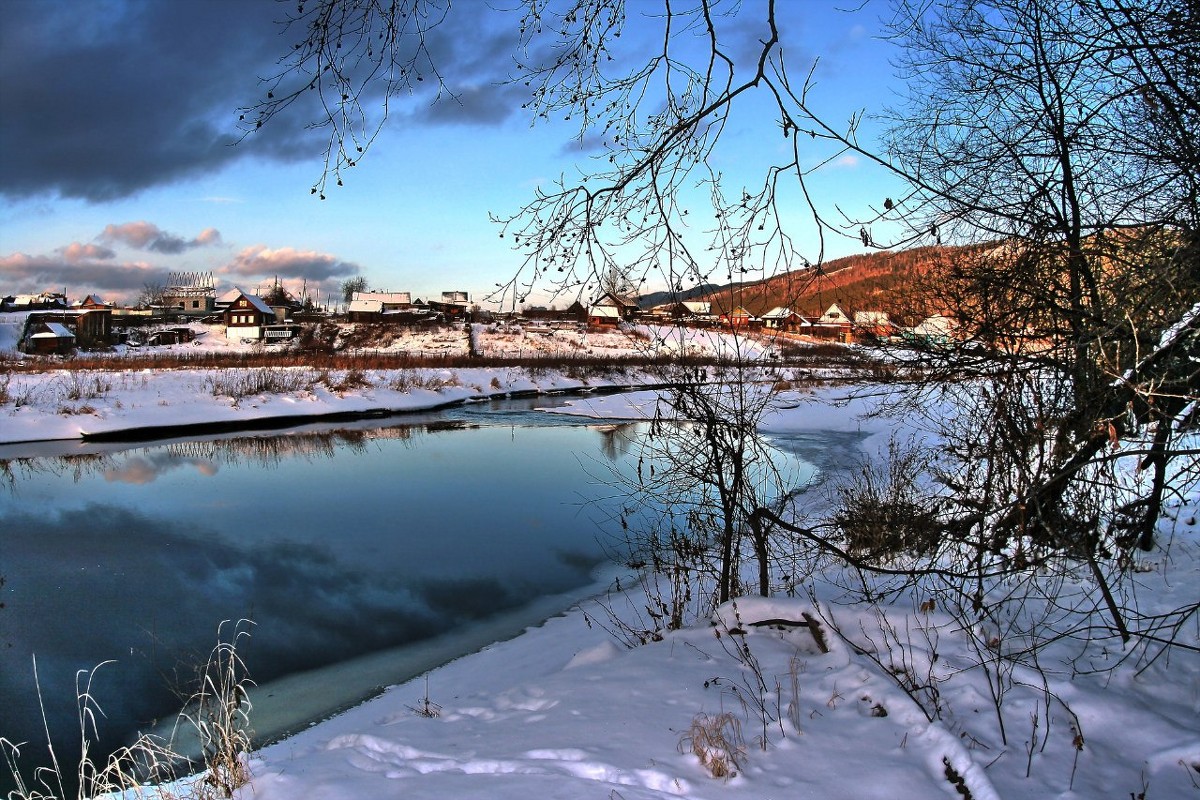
left=99, top=221, right=224, bottom=254
left=59, top=242, right=116, bottom=262
left=223, top=245, right=359, bottom=283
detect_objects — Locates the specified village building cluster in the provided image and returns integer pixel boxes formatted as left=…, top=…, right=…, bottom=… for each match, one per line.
left=3, top=278, right=954, bottom=355
left=525, top=293, right=954, bottom=346
left=1, top=279, right=474, bottom=355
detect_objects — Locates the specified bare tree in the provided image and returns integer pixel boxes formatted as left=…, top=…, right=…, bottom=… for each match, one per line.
left=341, top=276, right=368, bottom=306
left=243, top=0, right=1199, bottom=665
left=137, top=282, right=168, bottom=310
left=875, top=0, right=1199, bottom=559
left=242, top=1, right=860, bottom=308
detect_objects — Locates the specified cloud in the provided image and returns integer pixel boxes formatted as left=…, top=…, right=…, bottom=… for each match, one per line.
left=59, top=242, right=115, bottom=262
left=0, top=251, right=170, bottom=295
left=2, top=223, right=357, bottom=305
left=0, top=1, right=315, bottom=202
left=223, top=245, right=360, bottom=283
left=99, top=221, right=223, bottom=254
left=0, top=1, right=527, bottom=203
left=104, top=453, right=220, bottom=485
left=0, top=503, right=447, bottom=773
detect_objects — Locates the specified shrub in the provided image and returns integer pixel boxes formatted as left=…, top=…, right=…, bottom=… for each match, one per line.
left=181, top=620, right=255, bottom=799
left=679, top=712, right=745, bottom=779
left=830, top=438, right=941, bottom=560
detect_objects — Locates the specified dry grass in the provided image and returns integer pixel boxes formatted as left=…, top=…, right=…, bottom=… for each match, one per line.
left=183, top=621, right=254, bottom=798
left=201, top=367, right=316, bottom=400
left=679, top=712, right=746, bottom=779
left=1, top=623, right=255, bottom=800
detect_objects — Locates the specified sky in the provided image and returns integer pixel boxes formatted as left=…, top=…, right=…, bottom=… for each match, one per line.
left=0, top=0, right=902, bottom=310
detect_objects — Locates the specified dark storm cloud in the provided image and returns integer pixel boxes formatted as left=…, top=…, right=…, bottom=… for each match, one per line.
left=0, top=0, right=530, bottom=203
left=99, top=221, right=223, bottom=254
left=0, top=0, right=309, bottom=202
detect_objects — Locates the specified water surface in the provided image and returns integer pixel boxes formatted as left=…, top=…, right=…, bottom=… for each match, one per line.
left=0, top=398, right=834, bottom=786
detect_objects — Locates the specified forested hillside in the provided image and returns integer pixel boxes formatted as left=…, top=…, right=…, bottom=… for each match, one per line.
left=689, top=245, right=956, bottom=323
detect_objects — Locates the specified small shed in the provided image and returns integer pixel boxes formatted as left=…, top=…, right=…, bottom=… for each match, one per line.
left=26, top=322, right=76, bottom=354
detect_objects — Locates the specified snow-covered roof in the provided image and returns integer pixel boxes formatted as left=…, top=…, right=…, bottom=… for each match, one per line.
left=31, top=322, right=74, bottom=339
left=818, top=303, right=849, bottom=324
left=591, top=292, right=640, bottom=309
left=912, top=315, right=956, bottom=337
left=854, top=311, right=890, bottom=326
left=348, top=299, right=384, bottom=314
left=227, top=292, right=275, bottom=315
left=589, top=305, right=621, bottom=319
left=761, top=306, right=794, bottom=320
left=354, top=291, right=411, bottom=305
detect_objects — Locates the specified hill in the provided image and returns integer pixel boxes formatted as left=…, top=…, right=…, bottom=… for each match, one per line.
left=685, top=245, right=955, bottom=323
left=636, top=283, right=723, bottom=309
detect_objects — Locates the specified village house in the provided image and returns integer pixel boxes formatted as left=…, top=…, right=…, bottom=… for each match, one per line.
left=346, top=290, right=456, bottom=325
left=23, top=321, right=75, bottom=355
left=588, top=292, right=641, bottom=326
left=649, top=300, right=714, bottom=324
left=809, top=303, right=854, bottom=341
left=2, top=291, right=68, bottom=312
left=223, top=290, right=276, bottom=340
left=18, top=304, right=114, bottom=352
left=853, top=310, right=894, bottom=341
left=904, top=314, right=958, bottom=346
left=163, top=272, right=217, bottom=317
left=428, top=291, right=471, bottom=321
left=760, top=306, right=796, bottom=330
left=720, top=306, right=756, bottom=328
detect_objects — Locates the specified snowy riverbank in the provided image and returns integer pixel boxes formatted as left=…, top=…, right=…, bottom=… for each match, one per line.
left=2, top=366, right=1197, bottom=799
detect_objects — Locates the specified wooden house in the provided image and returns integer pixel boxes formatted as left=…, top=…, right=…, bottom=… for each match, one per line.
left=223, top=290, right=276, bottom=340
left=809, top=303, right=853, bottom=341
left=588, top=305, right=622, bottom=326
left=760, top=306, right=796, bottom=330
left=853, top=310, right=894, bottom=341
left=649, top=300, right=714, bottom=323
left=20, top=308, right=112, bottom=350
left=564, top=300, right=589, bottom=322
left=721, top=306, right=756, bottom=328
left=588, top=292, right=641, bottom=324
left=904, top=315, right=957, bottom=346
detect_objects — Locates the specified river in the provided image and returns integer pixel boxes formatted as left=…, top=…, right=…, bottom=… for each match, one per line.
left=0, top=395, right=849, bottom=790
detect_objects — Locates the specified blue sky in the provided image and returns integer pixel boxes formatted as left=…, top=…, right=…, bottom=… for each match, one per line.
left=0, top=0, right=903, bottom=309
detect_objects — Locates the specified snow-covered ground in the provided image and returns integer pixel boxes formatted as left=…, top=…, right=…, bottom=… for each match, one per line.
left=204, top=388, right=1195, bottom=800
left=0, top=322, right=827, bottom=444
left=2, top=325, right=1197, bottom=800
